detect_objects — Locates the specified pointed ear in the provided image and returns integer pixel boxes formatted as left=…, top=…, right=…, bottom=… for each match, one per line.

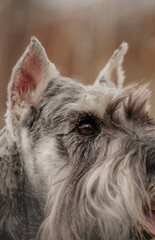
left=94, top=42, right=128, bottom=88
left=6, top=37, right=59, bottom=130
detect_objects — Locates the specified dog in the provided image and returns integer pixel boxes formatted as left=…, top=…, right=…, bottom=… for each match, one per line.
left=0, top=37, right=155, bottom=240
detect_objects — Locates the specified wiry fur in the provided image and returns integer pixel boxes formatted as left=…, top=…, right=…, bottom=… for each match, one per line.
left=0, top=38, right=155, bottom=240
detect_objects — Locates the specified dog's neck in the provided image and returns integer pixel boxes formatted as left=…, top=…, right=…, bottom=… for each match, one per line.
left=0, top=127, right=44, bottom=240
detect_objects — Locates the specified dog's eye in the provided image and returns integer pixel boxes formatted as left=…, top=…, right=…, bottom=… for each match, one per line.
left=77, top=117, right=98, bottom=136
left=78, top=123, right=95, bottom=136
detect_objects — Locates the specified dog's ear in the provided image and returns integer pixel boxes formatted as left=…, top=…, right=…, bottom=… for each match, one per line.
left=6, top=37, right=59, bottom=130
left=94, top=42, right=128, bottom=88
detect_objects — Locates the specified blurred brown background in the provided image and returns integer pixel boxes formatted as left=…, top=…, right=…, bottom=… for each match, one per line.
left=0, top=0, right=155, bottom=128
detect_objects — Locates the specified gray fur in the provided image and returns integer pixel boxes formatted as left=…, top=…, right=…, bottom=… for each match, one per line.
left=0, top=38, right=155, bottom=240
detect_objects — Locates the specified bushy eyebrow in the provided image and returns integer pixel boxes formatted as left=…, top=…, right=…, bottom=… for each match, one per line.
left=104, top=83, right=152, bottom=126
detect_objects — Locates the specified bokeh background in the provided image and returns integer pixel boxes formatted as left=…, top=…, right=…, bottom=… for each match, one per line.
left=0, top=0, right=155, bottom=128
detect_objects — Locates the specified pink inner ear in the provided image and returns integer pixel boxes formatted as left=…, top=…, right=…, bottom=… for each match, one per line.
left=111, top=68, right=118, bottom=86
left=11, top=51, right=43, bottom=107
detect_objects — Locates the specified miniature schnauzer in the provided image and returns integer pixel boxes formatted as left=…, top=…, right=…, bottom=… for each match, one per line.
left=0, top=37, right=155, bottom=240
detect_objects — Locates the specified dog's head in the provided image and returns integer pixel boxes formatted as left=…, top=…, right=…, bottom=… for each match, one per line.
left=6, top=38, right=155, bottom=239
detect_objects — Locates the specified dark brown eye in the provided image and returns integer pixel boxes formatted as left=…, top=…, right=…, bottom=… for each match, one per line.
left=77, top=115, right=100, bottom=136
left=78, top=123, right=95, bottom=136
left=77, top=115, right=100, bottom=137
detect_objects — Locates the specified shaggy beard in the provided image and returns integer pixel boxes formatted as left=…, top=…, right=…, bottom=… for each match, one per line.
left=39, top=153, right=150, bottom=240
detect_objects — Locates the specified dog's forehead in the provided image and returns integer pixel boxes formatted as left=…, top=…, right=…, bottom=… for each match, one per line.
left=75, top=85, right=120, bottom=118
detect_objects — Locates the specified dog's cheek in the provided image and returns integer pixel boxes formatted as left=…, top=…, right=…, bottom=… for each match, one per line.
left=62, top=135, right=93, bottom=163
left=55, top=137, right=70, bottom=162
